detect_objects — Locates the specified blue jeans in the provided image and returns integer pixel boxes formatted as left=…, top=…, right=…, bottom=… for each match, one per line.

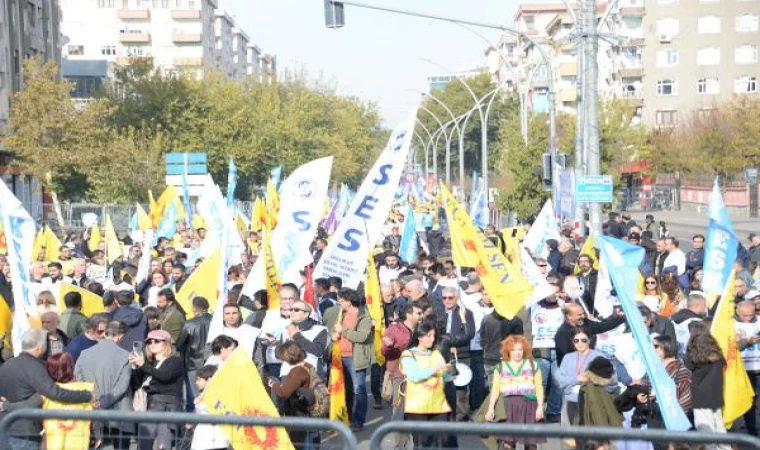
left=342, top=357, right=368, bottom=427
left=537, top=351, right=562, bottom=415
left=7, top=438, right=39, bottom=450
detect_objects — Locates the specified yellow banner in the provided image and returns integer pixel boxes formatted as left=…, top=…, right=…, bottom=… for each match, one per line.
left=0, top=293, right=10, bottom=345
left=88, top=224, right=102, bottom=253
left=440, top=182, right=533, bottom=320
left=262, top=225, right=282, bottom=311
left=176, top=247, right=222, bottom=318
left=201, top=347, right=294, bottom=450
left=366, top=253, right=385, bottom=365
left=151, top=185, right=187, bottom=228
left=135, top=203, right=152, bottom=230
left=251, top=197, right=266, bottom=233
left=711, top=272, right=754, bottom=427
left=265, top=179, right=279, bottom=229
left=329, top=337, right=350, bottom=424
left=59, top=283, right=105, bottom=318
left=43, top=381, right=94, bottom=450
left=439, top=184, right=480, bottom=268
left=104, top=215, right=122, bottom=264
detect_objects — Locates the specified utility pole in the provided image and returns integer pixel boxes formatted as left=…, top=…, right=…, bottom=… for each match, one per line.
left=574, top=1, right=586, bottom=237
left=585, top=0, right=602, bottom=236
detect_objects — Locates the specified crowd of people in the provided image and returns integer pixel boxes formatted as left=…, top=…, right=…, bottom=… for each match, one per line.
left=0, top=207, right=756, bottom=450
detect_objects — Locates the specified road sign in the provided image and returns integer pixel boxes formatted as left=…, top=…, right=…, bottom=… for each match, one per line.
left=165, top=153, right=207, bottom=196
left=575, top=175, right=613, bottom=203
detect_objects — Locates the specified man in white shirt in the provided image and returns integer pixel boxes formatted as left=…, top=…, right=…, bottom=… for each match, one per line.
left=43, top=262, right=72, bottom=291
left=207, top=304, right=261, bottom=362
left=378, top=254, right=404, bottom=285
left=260, top=285, right=297, bottom=380
left=663, top=237, right=686, bottom=276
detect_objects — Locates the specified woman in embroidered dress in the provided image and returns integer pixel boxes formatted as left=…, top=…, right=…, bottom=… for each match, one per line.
left=485, top=335, right=545, bottom=450
left=400, top=321, right=452, bottom=450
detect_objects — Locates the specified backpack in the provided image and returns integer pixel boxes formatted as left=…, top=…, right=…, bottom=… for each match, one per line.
left=301, top=365, right=330, bottom=418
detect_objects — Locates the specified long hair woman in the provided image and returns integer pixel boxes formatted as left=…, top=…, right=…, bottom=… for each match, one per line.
left=43, top=353, right=95, bottom=450
left=485, top=335, right=545, bottom=450
left=685, top=323, right=727, bottom=447
left=400, top=321, right=452, bottom=449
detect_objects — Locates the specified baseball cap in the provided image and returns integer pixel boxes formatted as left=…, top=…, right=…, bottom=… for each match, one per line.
left=146, top=329, right=171, bottom=342
left=746, top=290, right=760, bottom=300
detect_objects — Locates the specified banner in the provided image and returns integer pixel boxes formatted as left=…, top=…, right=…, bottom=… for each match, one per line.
left=176, top=247, right=222, bottom=318
left=104, top=214, right=122, bottom=264
left=42, top=381, right=94, bottom=450
left=470, top=186, right=489, bottom=229
left=270, top=157, right=333, bottom=285
left=521, top=199, right=560, bottom=258
left=597, top=236, right=691, bottom=431
left=154, top=201, right=178, bottom=243
left=135, top=230, right=154, bottom=284
left=440, top=183, right=533, bottom=320
left=262, top=226, right=281, bottom=311
left=314, top=109, right=417, bottom=288
left=226, top=157, right=237, bottom=215
left=711, top=272, right=754, bottom=427
left=59, top=283, right=105, bottom=318
left=702, top=178, right=738, bottom=297
left=557, top=168, right=575, bottom=219
left=265, top=179, right=280, bottom=229
left=366, top=253, right=385, bottom=365
left=201, top=346, right=294, bottom=450
left=398, top=205, right=418, bottom=264
left=329, top=322, right=349, bottom=424
left=0, top=178, right=35, bottom=355
left=440, top=183, right=481, bottom=268
left=520, top=248, right=556, bottom=306
left=88, top=224, right=102, bottom=252
left=270, top=165, right=283, bottom=190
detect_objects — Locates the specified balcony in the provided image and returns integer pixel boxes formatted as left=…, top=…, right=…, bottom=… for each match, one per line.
left=171, top=9, right=201, bottom=20
left=620, top=66, right=644, bottom=78
left=620, top=6, right=646, bottom=17
left=119, top=32, right=150, bottom=43
left=558, top=62, right=577, bottom=77
left=117, top=9, right=150, bottom=19
left=558, top=88, right=577, bottom=102
left=173, top=57, right=202, bottom=66
left=622, top=38, right=645, bottom=47
left=172, top=32, right=202, bottom=43
left=622, top=89, right=644, bottom=106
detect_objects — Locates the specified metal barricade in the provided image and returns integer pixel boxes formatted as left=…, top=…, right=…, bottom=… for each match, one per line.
left=369, top=421, right=760, bottom=450
left=0, top=408, right=357, bottom=450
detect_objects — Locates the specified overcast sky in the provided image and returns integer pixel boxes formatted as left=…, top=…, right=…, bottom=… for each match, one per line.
left=221, top=0, right=522, bottom=125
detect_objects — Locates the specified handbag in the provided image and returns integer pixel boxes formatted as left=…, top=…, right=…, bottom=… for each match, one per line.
left=133, top=359, right=164, bottom=412
left=381, top=370, right=394, bottom=403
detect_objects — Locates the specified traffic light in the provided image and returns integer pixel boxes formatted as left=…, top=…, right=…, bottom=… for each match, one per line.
left=324, top=0, right=345, bottom=28
left=542, top=153, right=552, bottom=186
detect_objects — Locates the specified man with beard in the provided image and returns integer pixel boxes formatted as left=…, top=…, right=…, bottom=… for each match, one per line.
left=554, top=302, right=625, bottom=365
left=379, top=254, right=404, bottom=285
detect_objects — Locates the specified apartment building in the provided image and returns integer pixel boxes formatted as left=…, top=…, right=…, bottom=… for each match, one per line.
left=59, top=0, right=270, bottom=95
left=641, top=0, right=760, bottom=128
left=260, top=53, right=276, bottom=83
left=427, top=68, right=485, bottom=91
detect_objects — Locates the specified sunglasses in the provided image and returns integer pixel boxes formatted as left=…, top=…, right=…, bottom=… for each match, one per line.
left=442, top=296, right=456, bottom=300
left=573, top=338, right=589, bottom=343
left=146, top=339, right=165, bottom=345
left=646, top=281, right=657, bottom=285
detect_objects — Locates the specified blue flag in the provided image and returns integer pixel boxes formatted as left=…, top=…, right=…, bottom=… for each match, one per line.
left=399, top=205, right=418, bottom=264
left=702, top=178, right=738, bottom=294
left=182, top=153, right=193, bottom=227
left=597, top=236, right=692, bottom=431
left=128, top=212, right=139, bottom=233
left=270, top=165, right=283, bottom=190
left=470, top=186, right=489, bottom=229
left=154, top=201, right=179, bottom=244
left=226, top=158, right=237, bottom=214
left=471, top=170, right=479, bottom=203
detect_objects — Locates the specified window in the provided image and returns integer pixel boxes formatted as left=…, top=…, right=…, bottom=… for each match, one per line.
left=162, top=0, right=170, bottom=7
left=656, top=18, right=680, bottom=36
left=698, top=16, right=721, bottom=33
left=524, top=15, right=536, bottom=30
left=657, top=79, right=678, bottom=95
left=736, top=14, right=759, bottom=31
left=698, top=108, right=715, bottom=121
left=100, top=45, right=116, bottom=55
left=735, top=76, right=758, bottom=93
left=656, top=110, right=678, bottom=127
left=697, top=47, right=720, bottom=65
left=736, top=45, right=758, bottom=63
left=122, top=0, right=128, bottom=8
left=698, top=77, right=720, bottom=94
left=67, top=45, right=84, bottom=55
left=126, top=46, right=145, bottom=56
left=656, top=49, right=679, bottom=66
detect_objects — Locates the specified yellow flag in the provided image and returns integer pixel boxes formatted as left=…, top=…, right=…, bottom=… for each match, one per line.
left=193, top=214, right=207, bottom=230
left=574, top=236, right=600, bottom=274
left=152, top=186, right=186, bottom=228
left=711, top=272, right=754, bottom=427
left=265, top=179, right=279, bottom=229
left=43, top=381, right=94, bottom=450
left=201, top=347, right=294, bottom=450
left=148, top=189, right=157, bottom=217
left=0, top=293, right=10, bottom=346
left=32, top=228, right=45, bottom=262
left=440, top=182, right=534, bottom=320
left=251, top=197, right=265, bottom=232
left=0, top=221, right=6, bottom=254
left=329, top=311, right=349, bottom=424
left=439, top=184, right=480, bottom=268
left=88, top=224, right=102, bottom=253
left=236, top=213, right=248, bottom=239
left=135, top=203, right=152, bottom=230
left=176, top=247, right=222, bottom=318
left=502, top=234, right=521, bottom=266
left=366, top=253, right=385, bottom=365
left=262, top=225, right=281, bottom=311
left=44, top=226, right=62, bottom=262
left=104, top=215, right=122, bottom=264
left=58, top=283, right=105, bottom=318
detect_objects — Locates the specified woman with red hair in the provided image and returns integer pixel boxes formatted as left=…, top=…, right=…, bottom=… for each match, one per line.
left=43, top=353, right=95, bottom=450
left=485, top=335, right=546, bottom=450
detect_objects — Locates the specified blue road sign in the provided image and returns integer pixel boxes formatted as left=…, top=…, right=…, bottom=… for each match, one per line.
left=165, top=153, right=208, bottom=176
left=575, top=175, right=613, bottom=203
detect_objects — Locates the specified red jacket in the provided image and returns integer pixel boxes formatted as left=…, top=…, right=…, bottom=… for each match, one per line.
left=381, top=322, right=413, bottom=379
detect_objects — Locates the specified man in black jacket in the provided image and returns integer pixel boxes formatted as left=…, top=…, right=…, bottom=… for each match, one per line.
left=480, top=309, right=524, bottom=385
left=434, top=287, right=475, bottom=421
left=554, top=302, right=626, bottom=365
left=176, top=296, right=212, bottom=397
left=0, top=328, right=93, bottom=447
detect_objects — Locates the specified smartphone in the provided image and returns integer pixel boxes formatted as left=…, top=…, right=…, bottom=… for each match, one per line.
left=132, top=341, right=143, bottom=355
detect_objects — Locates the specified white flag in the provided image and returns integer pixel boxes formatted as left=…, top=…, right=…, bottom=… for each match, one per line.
left=314, top=109, right=417, bottom=288
left=520, top=248, right=556, bottom=306
left=270, top=157, right=333, bottom=285
left=522, top=199, right=561, bottom=258
left=0, top=179, right=35, bottom=355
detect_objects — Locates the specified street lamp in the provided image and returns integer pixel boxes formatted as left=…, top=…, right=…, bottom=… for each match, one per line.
left=418, top=105, right=447, bottom=176
left=414, top=118, right=434, bottom=175
left=414, top=90, right=463, bottom=186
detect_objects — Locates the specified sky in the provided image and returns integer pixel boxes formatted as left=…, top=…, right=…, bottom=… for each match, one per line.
left=221, top=0, right=522, bottom=126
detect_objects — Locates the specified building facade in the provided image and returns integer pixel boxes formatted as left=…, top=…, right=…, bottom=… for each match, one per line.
left=59, top=0, right=272, bottom=95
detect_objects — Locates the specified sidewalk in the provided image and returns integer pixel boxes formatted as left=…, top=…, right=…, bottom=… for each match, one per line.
left=629, top=210, right=760, bottom=236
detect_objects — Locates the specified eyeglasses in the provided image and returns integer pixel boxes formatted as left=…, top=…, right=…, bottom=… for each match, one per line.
left=291, top=308, right=308, bottom=313
left=645, top=281, right=657, bottom=285
left=573, top=338, right=589, bottom=343
left=146, top=339, right=165, bottom=345
left=441, top=296, right=456, bottom=300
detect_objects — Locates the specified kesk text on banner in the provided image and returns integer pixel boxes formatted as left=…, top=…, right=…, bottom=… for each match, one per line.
left=314, top=109, right=417, bottom=288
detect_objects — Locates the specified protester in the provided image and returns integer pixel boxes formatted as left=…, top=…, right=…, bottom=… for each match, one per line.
left=42, top=353, right=95, bottom=450
left=156, top=288, right=186, bottom=344
left=268, top=341, right=316, bottom=448
left=557, top=327, right=610, bottom=426
left=176, top=296, right=212, bottom=393
left=59, top=291, right=88, bottom=338
left=191, top=365, right=230, bottom=450
left=67, top=313, right=109, bottom=362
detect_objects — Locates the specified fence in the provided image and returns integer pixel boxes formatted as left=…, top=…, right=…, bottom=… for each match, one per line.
left=0, top=409, right=356, bottom=450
